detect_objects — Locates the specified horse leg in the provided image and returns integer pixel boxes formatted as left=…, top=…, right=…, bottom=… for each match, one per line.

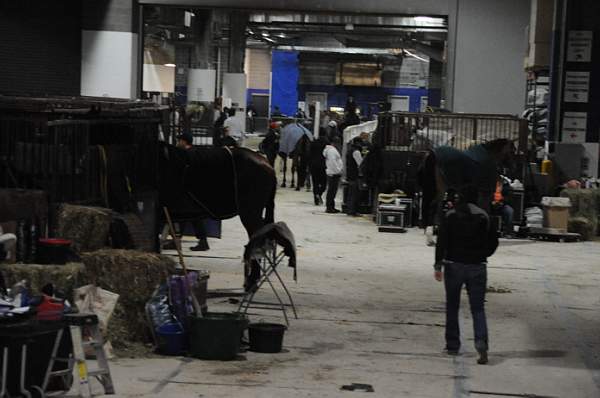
left=281, top=157, right=287, bottom=188
left=291, top=158, right=296, bottom=189
left=239, top=210, right=266, bottom=292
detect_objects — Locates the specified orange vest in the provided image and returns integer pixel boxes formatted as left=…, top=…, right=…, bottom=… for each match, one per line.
left=493, top=181, right=503, bottom=203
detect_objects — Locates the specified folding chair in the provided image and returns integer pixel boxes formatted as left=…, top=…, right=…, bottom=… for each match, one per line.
left=238, top=240, right=298, bottom=325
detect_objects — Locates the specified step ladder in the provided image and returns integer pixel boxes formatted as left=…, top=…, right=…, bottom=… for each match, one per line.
left=45, top=313, right=115, bottom=397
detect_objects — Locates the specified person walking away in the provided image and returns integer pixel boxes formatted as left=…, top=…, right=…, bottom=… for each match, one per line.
left=434, top=185, right=499, bottom=364
left=309, top=131, right=329, bottom=205
left=223, top=108, right=244, bottom=145
left=346, top=136, right=365, bottom=216
left=176, top=133, right=210, bottom=251
left=492, top=176, right=514, bottom=238
left=260, top=122, right=280, bottom=167
left=323, top=139, right=344, bottom=213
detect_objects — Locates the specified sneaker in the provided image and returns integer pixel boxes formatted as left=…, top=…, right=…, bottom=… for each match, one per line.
left=190, top=239, right=210, bottom=251
left=477, top=350, right=488, bottom=365
left=325, top=208, right=341, bottom=214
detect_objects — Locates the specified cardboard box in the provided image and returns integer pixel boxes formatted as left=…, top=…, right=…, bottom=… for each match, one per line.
left=542, top=197, right=571, bottom=231
left=525, top=41, right=552, bottom=69
left=529, top=0, right=554, bottom=42
left=543, top=206, right=569, bottom=230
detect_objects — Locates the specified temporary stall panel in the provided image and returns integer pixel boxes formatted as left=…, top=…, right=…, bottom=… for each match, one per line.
left=187, top=69, right=217, bottom=102
left=222, top=73, right=248, bottom=132
left=143, top=64, right=175, bottom=93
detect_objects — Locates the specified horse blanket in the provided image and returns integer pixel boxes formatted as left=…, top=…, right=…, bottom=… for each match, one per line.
left=434, top=144, right=497, bottom=194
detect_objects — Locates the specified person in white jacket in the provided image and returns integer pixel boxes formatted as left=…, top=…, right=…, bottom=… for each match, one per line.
left=323, top=138, right=344, bottom=213
left=0, top=225, right=16, bottom=261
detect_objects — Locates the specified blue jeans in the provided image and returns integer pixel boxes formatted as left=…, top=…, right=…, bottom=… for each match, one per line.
left=444, top=262, right=488, bottom=352
left=500, top=204, right=514, bottom=234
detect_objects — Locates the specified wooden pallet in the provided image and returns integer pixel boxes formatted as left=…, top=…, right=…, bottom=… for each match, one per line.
left=527, top=227, right=581, bottom=242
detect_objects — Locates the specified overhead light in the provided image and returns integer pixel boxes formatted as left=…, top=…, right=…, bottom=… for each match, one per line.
left=345, top=23, right=354, bottom=31
left=248, top=29, right=255, bottom=35
left=414, top=16, right=438, bottom=23
left=164, top=63, right=176, bottom=67
left=277, top=33, right=287, bottom=38
left=261, top=32, right=270, bottom=37
left=264, top=37, right=276, bottom=43
left=403, top=50, right=428, bottom=62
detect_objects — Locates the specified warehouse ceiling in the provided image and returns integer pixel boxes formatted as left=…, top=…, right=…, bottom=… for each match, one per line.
left=143, top=7, right=447, bottom=63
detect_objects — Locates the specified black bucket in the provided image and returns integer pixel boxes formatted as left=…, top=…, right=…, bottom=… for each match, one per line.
left=248, top=323, right=287, bottom=353
left=189, top=312, right=248, bottom=360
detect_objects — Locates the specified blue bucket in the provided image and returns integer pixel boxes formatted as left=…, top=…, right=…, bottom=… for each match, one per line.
left=156, top=323, right=186, bottom=356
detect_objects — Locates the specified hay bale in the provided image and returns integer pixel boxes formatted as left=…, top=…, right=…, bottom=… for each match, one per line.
left=1, top=263, right=85, bottom=297
left=81, top=249, right=176, bottom=344
left=56, top=204, right=112, bottom=252
left=561, top=189, right=600, bottom=239
left=568, top=217, right=595, bottom=241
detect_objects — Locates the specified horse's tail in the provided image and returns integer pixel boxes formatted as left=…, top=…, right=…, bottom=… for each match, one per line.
left=265, top=175, right=276, bottom=224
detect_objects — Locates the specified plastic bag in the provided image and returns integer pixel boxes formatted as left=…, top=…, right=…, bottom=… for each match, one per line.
left=145, top=283, right=176, bottom=335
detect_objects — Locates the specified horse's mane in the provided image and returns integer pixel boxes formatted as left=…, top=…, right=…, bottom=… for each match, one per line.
left=482, top=138, right=512, bottom=153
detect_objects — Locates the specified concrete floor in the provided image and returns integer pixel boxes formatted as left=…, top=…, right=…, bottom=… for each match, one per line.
left=105, top=184, right=600, bottom=398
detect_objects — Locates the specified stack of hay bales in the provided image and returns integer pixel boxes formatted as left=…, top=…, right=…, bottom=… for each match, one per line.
left=561, top=189, right=600, bottom=240
left=2, top=249, right=176, bottom=354
left=1, top=263, right=85, bottom=296
left=80, top=249, right=176, bottom=348
left=56, top=204, right=112, bottom=252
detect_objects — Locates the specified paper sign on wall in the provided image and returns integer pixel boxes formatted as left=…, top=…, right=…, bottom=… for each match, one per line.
left=564, top=71, right=590, bottom=103
left=567, top=31, right=593, bottom=63
left=562, top=112, right=587, bottom=143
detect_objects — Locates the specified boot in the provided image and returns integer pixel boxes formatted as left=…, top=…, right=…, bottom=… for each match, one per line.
left=477, top=350, right=488, bottom=365
left=190, top=238, right=210, bottom=251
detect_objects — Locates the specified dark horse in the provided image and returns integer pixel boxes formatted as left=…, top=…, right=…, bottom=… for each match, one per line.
left=418, top=139, right=515, bottom=246
left=159, top=142, right=277, bottom=288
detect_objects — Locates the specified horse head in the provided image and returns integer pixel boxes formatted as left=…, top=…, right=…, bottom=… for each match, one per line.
left=484, top=138, right=517, bottom=172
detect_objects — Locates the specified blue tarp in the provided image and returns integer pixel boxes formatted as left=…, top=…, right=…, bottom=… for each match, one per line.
left=271, top=50, right=299, bottom=116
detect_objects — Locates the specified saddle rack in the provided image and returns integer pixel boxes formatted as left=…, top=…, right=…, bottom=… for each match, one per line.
left=239, top=223, right=298, bottom=325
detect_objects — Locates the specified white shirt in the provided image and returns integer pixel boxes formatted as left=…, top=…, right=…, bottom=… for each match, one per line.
left=223, top=117, right=244, bottom=141
left=323, top=145, right=343, bottom=176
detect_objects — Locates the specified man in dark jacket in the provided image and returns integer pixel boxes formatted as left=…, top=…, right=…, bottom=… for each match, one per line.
left=345, top=137, right=364, bottom=216
left=434, top=185, right=499, bottom=364
left=176, top=133, right=210, bottom=251
left=309, top=131, right=329, bottom=205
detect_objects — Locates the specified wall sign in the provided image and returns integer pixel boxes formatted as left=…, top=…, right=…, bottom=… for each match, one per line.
left=564, top=71, right=590, bottom=102
left=567, top=31, right=593, bottom=62
left=562, top=112, right=588, bottom=143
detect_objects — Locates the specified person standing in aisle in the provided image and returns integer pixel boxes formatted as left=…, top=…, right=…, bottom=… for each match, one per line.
left=323, top=138, right=344, bottom=213
left=176, top=133, right=210, bottom=251
left=434, top=185, right=499, bottom=365
left=309, top=130, right=329, bottom=206
left=345, top=136, right=364, bottom=216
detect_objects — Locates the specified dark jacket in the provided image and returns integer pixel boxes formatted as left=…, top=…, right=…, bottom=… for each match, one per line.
left=309, top=137, right=328, bottom=171
left=435, top=203, right=499, bottom=270
left=346, top=145, right=361, bottom=181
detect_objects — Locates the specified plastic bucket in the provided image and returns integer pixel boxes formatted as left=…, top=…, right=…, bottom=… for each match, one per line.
left=37, top=238, right=72, bottom=265
left=189, top=312, right=248, bottom=360
left=156, top=323, right=186, bottom=356
left=248, top=323, right=286, bottom=353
